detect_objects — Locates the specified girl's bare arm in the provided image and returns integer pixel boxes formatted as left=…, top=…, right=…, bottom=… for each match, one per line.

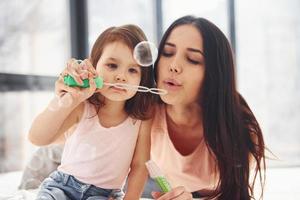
left=124, top=119, right=152, bottom=200
left=28, top=72, right=96, bottom=146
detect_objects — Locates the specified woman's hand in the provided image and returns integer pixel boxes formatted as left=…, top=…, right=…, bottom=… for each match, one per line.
left=152, top=186, right=193, bottom=200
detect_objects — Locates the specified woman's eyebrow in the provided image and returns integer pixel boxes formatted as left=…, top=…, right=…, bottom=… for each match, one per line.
left=187, top=47, right=204, bottom=56
left=165, top=42, right=175, bottom=47
left=165, top=42, right=204, bottom=55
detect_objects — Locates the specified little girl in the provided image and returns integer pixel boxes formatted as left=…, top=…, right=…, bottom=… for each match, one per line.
left=28, top=24, right=154, bottom=200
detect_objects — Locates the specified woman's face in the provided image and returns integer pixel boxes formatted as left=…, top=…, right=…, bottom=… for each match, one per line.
left=157, top=24, right=205, bottom=106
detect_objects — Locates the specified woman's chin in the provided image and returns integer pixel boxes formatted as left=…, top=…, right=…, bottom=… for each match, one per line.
left=160, top=94, right=182, bottom=105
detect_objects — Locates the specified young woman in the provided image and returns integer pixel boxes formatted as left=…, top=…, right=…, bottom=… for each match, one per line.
left=147, top=16, right=266, bottom=200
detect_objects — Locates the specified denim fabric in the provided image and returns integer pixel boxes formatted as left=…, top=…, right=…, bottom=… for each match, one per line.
left=141, top=177, right=161, bottom=199
left=36, top=171, right=124, bottom=200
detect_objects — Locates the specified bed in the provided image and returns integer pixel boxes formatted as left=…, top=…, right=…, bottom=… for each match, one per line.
left=0, top=170, right=38, bottom=199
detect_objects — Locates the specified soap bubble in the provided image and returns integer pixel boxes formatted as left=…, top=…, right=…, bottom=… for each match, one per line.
left=47, top=95, right=61, bottom=111
left=58, top=93, right=73, bottom=108
left=48, top=93, right=74, bottom=112
left=133, top=41, right=158, bottom=66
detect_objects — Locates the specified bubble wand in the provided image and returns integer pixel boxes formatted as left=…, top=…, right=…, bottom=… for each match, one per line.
left=145, top=160, right=172, bottom=193
left=63, top=75, right=167, bottom=95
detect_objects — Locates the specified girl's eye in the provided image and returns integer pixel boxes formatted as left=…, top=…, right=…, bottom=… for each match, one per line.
left=107, top=63, right=117, bottom=69
left=128, top=68, right=138, bottom=73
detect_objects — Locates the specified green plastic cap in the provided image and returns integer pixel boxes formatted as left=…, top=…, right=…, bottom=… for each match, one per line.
left=63, top=75, right=103, bottom=89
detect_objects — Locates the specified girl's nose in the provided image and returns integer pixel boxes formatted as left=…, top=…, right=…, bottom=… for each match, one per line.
left=115, top=73, right=126, bottom=82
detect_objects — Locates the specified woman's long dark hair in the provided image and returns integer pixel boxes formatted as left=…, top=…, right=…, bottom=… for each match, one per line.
left=155, top=16, right=266, bottom=200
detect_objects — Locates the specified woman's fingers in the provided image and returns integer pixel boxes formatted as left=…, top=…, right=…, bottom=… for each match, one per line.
left=171, top=191, right=193, bottom=200
left=152, top=191, right=163, bottom=199
left=154, top=186, right=193, bottom=200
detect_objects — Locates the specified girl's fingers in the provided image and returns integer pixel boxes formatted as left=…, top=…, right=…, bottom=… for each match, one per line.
left=83, top=58, right=98, bottom=77
left=55, top=79, right=79, bottom=96
left=66, top=59, right=83, bottom=85
left=88, top=72, right=96, bottom=93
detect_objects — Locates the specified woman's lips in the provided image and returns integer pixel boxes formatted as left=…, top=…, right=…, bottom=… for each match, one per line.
left=163, top=78, right=183, bottom=91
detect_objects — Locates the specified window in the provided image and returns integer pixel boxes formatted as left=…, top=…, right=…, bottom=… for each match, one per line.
left=88, top=0, right=156, bottom=49
left=236, top=0, right=300, bottom=167
left=0, top=0, right=69, bottom=172
left=0, top=0, right=70, bottom=76
left=162, top=0, right=229, bottom=36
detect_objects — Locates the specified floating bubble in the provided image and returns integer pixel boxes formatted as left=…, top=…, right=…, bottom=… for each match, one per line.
left=133, top=41, right=158, bottom=66
left=47, top=95, right=61, bottom=111
left=48, top=93, right=74, bottom=112
left=58, top=93, right=74, bottom=108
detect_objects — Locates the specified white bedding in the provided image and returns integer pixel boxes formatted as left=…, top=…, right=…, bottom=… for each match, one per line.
left=0, top=171, right=38, bottom=200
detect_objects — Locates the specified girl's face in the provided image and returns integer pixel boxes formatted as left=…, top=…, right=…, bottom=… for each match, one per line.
left=157, top=24, right=205, bottom=106
left=96, top=41, right=142, bottom=102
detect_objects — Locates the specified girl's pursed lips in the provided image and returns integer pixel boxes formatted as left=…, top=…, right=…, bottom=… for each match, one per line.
left=110, top=86, right=127, bottom=92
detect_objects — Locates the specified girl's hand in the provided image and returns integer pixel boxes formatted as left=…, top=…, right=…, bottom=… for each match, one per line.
left=62, top=58, right=98, bottom=85
left=152, top=186, right=193, bottom=200
left=55, top=72, right=97, bottom=104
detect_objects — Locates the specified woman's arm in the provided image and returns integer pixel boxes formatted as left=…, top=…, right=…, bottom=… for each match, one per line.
left=123, top=119, right=152, bottom=200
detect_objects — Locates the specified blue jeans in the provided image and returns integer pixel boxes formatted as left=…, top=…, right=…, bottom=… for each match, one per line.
left=141, top=177, right=160, bottom=199
left=36, top=171, right=124, bottom=200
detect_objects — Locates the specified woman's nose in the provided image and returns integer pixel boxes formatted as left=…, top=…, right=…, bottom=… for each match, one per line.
left=169, top=61, right=182, bottom=74
left=169, top=55, right=182, bottom=74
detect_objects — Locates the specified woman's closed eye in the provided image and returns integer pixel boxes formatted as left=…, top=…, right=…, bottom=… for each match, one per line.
left=187, top=57, right=202, bottom=65
left=162, top=50, right=173, bottom=57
